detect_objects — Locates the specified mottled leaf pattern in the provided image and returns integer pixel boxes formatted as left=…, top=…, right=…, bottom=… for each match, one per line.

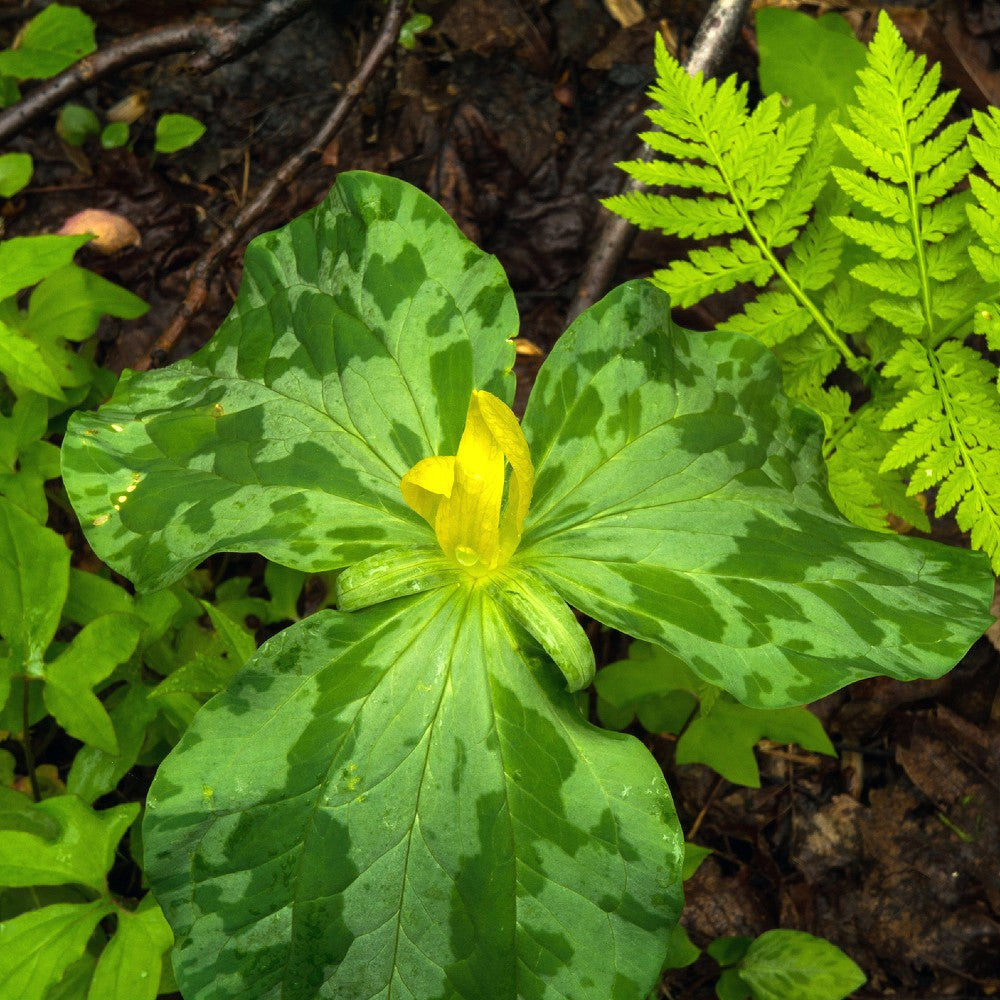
left=62, top=171, right=517, bottom=591
left=520, top=282, right=990, bottom=705
left=144, top=590, right=681, bottom=1000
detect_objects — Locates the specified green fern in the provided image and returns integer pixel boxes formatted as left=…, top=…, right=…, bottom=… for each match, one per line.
left=602, top=35, right=858, bottom=373
left=604, top=10, right=1000, bottom=571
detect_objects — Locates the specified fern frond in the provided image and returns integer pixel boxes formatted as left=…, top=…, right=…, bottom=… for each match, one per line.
left=833, top=12, right=979, bottom=341
left=831, top=218, right=914, bottom=259
left=771, top=328, right=841, bottom=396
left=650, top=240, right=770, bottom=307
left=880, top=339, right=1000, bottom=570
left=870, top=298, right=925, bottom=336
left=601, top=191, right=743, bottom=239
left=830, top=168, right=909, bottom=221
left=851, top=260, right=920, bottom=297
left=785, top=201, right=845, bottom=291
left=824, top=400, right=931, bottom=532
left=754, top=117, right=840, bottom=248
left=915, top=145, right=973, bottom=203
left=722, top=291, right=810, bottom=347
left=613, top=158, right=727, bottom=193
left=967, top=108, right=1000, bottom=286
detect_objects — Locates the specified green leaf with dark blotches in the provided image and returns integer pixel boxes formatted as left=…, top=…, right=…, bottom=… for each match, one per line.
left=62, top=171, right=517, bottom=591
left=519, top=281, right=991, bottom=707
left=144, top=588, right=682, bottom=1000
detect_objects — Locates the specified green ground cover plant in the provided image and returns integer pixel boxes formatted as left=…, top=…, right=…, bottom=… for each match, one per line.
left=0, top=8, right=997, bottom=1000
left=605, top=11, right=1000, bottom=572
left=56, top=169, right=991, bottom=999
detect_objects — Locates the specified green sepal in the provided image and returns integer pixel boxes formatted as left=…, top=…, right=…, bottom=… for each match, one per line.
left=489, top=565, right=595, bottom=691
left=334, top=545, right=455, bottom=611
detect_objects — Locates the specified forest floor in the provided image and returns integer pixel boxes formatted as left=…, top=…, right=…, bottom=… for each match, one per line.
left=3, top=1, right=999, bottom=997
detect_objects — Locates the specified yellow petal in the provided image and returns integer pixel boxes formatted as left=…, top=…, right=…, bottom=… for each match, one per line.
left=400, top=391, right=534, bottom=577
left=400, top=455, right=455, bottom=528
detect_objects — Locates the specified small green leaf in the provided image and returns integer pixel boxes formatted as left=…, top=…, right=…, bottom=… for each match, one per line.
left=0, top=4, right=96, bottom=79
left=0, top=76, right=20, bottom=107
left=0, top=152, right=32, bottom=197
left=0, top=900, right=111, bottom=1000
left=28, top=264, right=148, bottom=342
left=756, top=9, right=866, bottom=122
left=262, top=561, right=306, bottom=621
left=737, top=929, right=866, bottom=1000
left=100, top=121, right=129, bottom=149
left=682, top=841, right=713, bottom=881
left=0, top=318, right=66, bottom=399
left=709, top=935, right=754, bottom=967
left=57, top=102, right=101, bottom=146
left=677, top=699, right=834, bottom=787
left=154, top=113, right=206, bottom=154
left=0, top=234, right=90, bottom=300
left=663, top=922, right=702, bottom=970
left=0, top=795, right=138, bottom=891
left=43, top=612, right=143, bottom=753
left=0, top=499, right=69, bottom=695
left=68, top=682, right=157, bottom=804
left=398, top=11, right=432, bottom=49
left=199, top=599, right=256, bottom=664
left=87, top=898, right=173, bottom=1000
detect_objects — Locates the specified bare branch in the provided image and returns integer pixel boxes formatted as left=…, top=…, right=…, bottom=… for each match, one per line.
left=564, top=0, right=754, bottom=324
left=0, top=0, right=314, bottom=147
left=134, top=0, right=409, bottom=371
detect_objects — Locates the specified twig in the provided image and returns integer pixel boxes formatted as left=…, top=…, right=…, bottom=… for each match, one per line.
left=134, top=0, right=408, bottom=371
left=0, top=0, right=314, bottom=147
left=565, top=0, right=754, bottom=324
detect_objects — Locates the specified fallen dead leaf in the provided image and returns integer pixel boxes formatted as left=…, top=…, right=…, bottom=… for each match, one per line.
left=58, top=208, right=141, bottom=254
left=603, top=0, right=644, bottom=29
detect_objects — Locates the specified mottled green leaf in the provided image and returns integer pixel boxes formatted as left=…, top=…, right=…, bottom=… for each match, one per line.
left=520, top=282, right=991, bottom=706
left=63, top=171, right=517, bottom=591
left=0, top=900, right=110, bottom=1000
left=0, top=795, right=137, bottom=891
left=144, top=588, right=682, bottom=1000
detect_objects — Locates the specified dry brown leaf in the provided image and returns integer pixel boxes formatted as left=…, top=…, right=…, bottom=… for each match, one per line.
left=603, top=0, right=644, bottom=30
left=58, top=208, right=141, bottom=254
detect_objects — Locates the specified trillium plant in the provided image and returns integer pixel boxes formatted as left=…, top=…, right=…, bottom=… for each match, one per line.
left=62, top=172, right=991, bottom=1000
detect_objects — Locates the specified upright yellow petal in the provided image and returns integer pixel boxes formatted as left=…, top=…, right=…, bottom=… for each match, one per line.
left=400, top=391, right=534, bottom=578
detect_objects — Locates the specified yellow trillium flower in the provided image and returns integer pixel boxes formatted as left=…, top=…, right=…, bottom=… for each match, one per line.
left=401, top=391, right=534, bottom=578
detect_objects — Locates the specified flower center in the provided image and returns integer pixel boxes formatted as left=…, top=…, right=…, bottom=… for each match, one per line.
left=401, top=391, right=534, bottom=578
